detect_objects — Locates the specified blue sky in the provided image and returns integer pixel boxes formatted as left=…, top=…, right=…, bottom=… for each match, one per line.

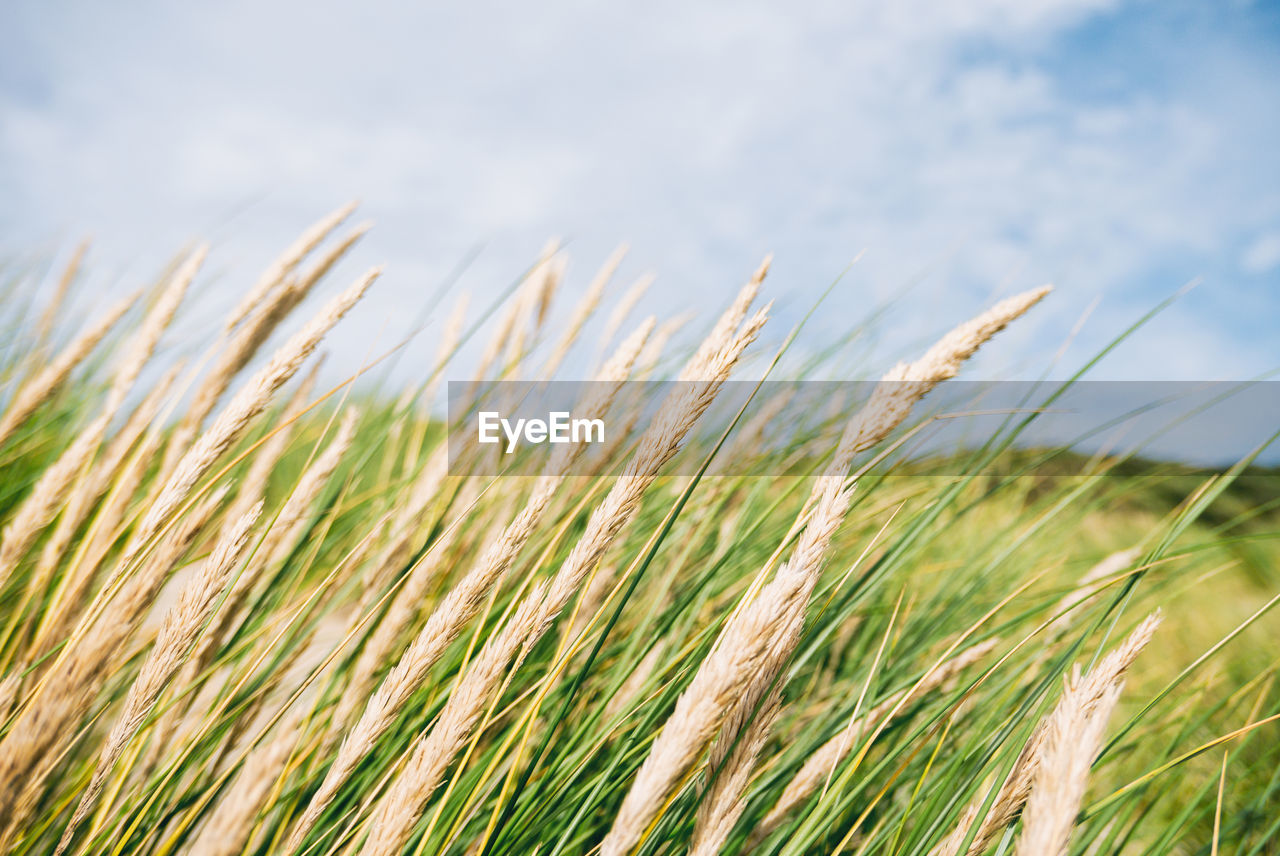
left=1, top=0, right=1278, bottom=385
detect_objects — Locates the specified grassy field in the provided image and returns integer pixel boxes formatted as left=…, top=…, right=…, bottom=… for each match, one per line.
left=0, top=209, right=1276, bottom=856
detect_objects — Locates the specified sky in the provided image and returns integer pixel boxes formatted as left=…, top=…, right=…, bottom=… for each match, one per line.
left=1, top=0, right=1278, bottom=388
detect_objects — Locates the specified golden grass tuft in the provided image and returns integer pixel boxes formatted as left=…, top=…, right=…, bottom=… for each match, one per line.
left=0, top=214, right=1271, bottom=856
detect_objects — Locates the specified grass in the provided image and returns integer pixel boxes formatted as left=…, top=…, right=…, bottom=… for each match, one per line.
left=0, top=207, right=1276, bottom=856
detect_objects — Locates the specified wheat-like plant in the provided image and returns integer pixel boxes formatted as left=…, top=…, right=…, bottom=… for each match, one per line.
left=0, top=215, right=1272, bottom=856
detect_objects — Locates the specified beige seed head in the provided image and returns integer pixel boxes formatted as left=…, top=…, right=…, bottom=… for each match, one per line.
left=31, top=425, right=167, bottom=659
left=1015, top=675, right=1123, bottom=856
left=286, top=315, right=654, bottom=849
left=0, top=288, right=139, bottom=449
left=31, top=363, right=184, bottom=597
left=225, top=200, right=358, bottom=331
left=601, top=570, right=796, bottom=856
left=55, top=502, right=261, bottom=855
left=1044, top=547, right=1140, bottom=643
left=638, top=311, right=694, bottom=376
left=104, top=243, right=203, bottom=414
left=929, top=612, right=1159, bottom=856
left=359, top=587, right=547, bottom=856
left=35, top=240, right=89, bottom=349
left=673, top=288, right=1049, bottom=856
left=155, top=384, right=323, bottom=759
left=224, top=361, right=322, bottom=528
left=335, top=494, right=469, bottom=734
left=188, top=703, right=307, bottom=856
left=598, top=273, right=654, bottom=357
left=0, top=412, right=112, bottom=586
left=117, top=268, right=378, bottom=587
left=690, top=684, right=783, bottom=856
left=168, top=225, right=369, bottom=468
left=0, top=487, right=226, bottom=839
left=838, top=285, right=1052, bottom=458
left=260, top=407, right=358, bottom=569
left=681, top=258, right=769, bottom=382
left=534, top=301, right=768, bottom=645
left=542, top=244, right=627, bottom=378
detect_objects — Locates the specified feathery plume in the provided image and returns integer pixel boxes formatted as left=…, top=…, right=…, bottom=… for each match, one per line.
left=694, top=286, right=1054, bottom=851
left=395, top=446, right=451, bottom=547
left=146, top=374, right=317, bottom=764
left=0, top=412, right=112, bottom=586
left=0, top=288, right=138, bottom=449
left=503, top=240, right=561, bottom=371
left=690, top=684, right=783, bottom=856
left=598, top=274, right=653, bottom=358
left=0, top=487, right=226, bottom=842
left=188, top=705, right=306, bottom=856
left=161, top=375, right=327, bottom=709
left=356, top=445, right=451, bottom=608
left=683, top=258, right=769, bottom=380
left=35, top=241, right=88, bottom=350
left=930, top=613, right=1159, bottom=856
left=1015, top=676, right=1123, bottom=856
left=359, top=588, right=546, bottom=856
left=104, top=243, right=203, bottom=414
left=259, top=407, right=358, bottom=569
left=535, top=301, right=768, bottom=645
left=30, top=365, right=182, bottom=600
left=225, top=201, right=358, bottom=331
left=166, top=225, right=368, bottom=468
left=31, top=427, right=164, bottom=659
left=610, top=286, right=1048, bottom=856
left=839, top=286, right=1051, bottom=456
left=542, top=244, right=626, bottom=378
left=0, top=673, right=17, bottom=723
left=637, top=311, right=694, bottom=376
left=6, top=300, right=191, bottom=605
left=569, top=286, right=774, bottom=856
left=55, top=503, right=261, bottom=854
left=285, top=317, right=654, bottom=849
left=225, top=361, right=322, bottom=529
left=601, top=567, right=798, bottom=856
left=115, top=268, right=377, bottom=586
left=469, top=284, right=527, bottom=390
left=334, top=484, right=470, bottom=733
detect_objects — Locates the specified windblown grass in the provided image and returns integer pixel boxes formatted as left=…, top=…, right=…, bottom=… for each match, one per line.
left=0, top=208, right=1276, bottom=856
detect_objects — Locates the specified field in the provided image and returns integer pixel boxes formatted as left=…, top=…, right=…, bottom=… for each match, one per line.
left=0, top=208, right=1277, bottom=855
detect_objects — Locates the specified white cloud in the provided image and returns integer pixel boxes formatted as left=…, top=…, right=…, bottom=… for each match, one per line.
left=1241, top=232, right=1280, bottom=274
left=1, top=0, right=1277, bottom=384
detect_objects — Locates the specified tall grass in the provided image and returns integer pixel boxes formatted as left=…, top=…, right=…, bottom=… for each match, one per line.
left=0, top=209, right=1276, bottom=856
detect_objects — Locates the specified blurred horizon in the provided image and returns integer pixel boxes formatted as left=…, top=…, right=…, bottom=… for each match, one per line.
left=444, top=380, right=1280, bottom=473
left=2, top=0, right=1278, bottom=387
